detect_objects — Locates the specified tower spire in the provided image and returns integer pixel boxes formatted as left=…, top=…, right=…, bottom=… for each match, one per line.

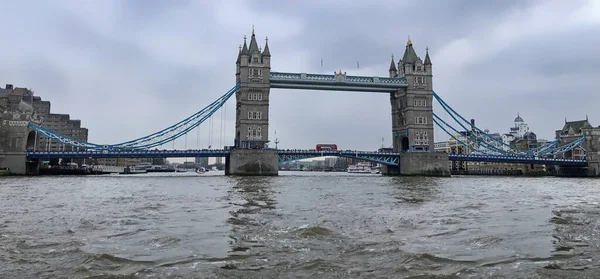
left=389, top=53, right=397, bottom=72
left=262, top=36, right=271, bottom=57
left=402, top=36, right=418, bottom=63
left=424, top=46, right=432, bottom=65
left=241, top=35, right=248, bottom=54
left=236, top=45, right=242, bottom=63
left=248, top=29, right=260, bottom=54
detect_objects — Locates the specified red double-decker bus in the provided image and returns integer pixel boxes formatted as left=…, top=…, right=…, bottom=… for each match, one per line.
left=316, top=144, right=338, bottom=151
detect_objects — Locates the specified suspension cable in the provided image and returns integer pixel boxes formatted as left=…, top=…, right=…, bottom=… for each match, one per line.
left=220, top=104, right=224, bottom=149
left=197, top=122, right=200, bottom=149
left=209, top=115, right=213, bottom=149
left=184, top=132, right=188, bottom=162
left=224, top=98, right=227, bottom=148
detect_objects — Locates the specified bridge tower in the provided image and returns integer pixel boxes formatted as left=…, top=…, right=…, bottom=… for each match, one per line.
left=234, top=28, right=271, bottom=149
left=227, top=28, right=278, bottom=176
left=0, top=104, right=41, bottom=175
left=385, top=38, right=449, bottom=176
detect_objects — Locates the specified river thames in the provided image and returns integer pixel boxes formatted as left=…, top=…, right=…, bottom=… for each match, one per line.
left=1, top=172, right=599, bottom=278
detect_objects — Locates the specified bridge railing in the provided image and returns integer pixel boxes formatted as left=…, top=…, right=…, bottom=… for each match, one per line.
left=269, top=72, right=407, bottom=85
left=448, top=154, right=586, bottom=162
left=276, top=149, right=399, bottom=155
left=91, top=165, right=124, bottom=173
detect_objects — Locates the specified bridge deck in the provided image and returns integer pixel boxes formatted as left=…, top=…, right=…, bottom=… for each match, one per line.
left=448, top=154, right=586, bottom=166
left=26, top=150, right=587, bottom=166
left=269, top=72, right=407, bottom=92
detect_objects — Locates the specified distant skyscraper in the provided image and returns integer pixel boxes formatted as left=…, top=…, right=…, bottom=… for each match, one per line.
left=195, top=157, right=209, bottom=167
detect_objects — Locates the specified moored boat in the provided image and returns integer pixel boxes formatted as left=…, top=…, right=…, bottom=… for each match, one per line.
left=195, top=167, right=209, bottom=174
left=347, top=162, right=373, bottom=174
left=119, top=166, right=148, bottom=175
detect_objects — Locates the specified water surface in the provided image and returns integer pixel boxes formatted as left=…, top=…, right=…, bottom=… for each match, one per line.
left=1, top=171, right=598, bottom=278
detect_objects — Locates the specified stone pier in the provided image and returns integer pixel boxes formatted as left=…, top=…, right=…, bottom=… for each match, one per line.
left=0, top=106, right=40, bottom=175
left=226, top=149, right=279, bottom=176
left=381, top=152, right=450, bottom=176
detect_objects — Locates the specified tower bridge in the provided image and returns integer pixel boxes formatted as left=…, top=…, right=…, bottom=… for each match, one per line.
left=228, top=30, right=445, bottom=175
left=2, top=28, right=594, bottom=176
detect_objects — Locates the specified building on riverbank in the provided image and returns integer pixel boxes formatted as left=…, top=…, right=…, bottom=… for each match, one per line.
left=552, top=117, right=600, bottom=176
left=0, top=84, right=88, bottom=152
left=434, top=114, right=547, bottom=175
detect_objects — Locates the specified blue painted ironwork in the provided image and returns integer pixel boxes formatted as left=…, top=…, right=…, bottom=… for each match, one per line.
left=28, top=149, right=231, bottom=159
left=27, top=84, right=240, bottom=151
left=432, top=91, right=586, bottom=157
left=277, top=150, right=400, bottom=165
left=28, top=122, right=110, bottom=150
left=269, top=72, right=407, bottom=92
left=528, top=139, right=559, bottom=154
left=432, top=116, right=484, bottom=153
left=538, top=137, right=586, bottom=156
left=448, top=154, right=587, bottom=166
left=27, top=149, right=400, bottom=165
left=23, top=77, right=589, bottom=168
left=27, top=149, right=588, bottom=166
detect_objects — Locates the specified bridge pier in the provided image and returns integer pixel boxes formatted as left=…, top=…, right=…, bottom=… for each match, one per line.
left=382, top=152, right=450, bottom=176
left=0, top=152, right=27, bottom=174
left=1, top=110, right=39, bottom=175
left=226, top=149, right=278, bottom=176
left=25, top=159, right=40, bottom=175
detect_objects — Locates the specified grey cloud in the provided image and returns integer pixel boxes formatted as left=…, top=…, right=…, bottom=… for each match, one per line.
left=0, top=0, right=598, bottom=150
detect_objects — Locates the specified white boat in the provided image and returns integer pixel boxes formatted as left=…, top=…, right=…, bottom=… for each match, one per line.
left=195, top=167, right=209, bottom=174
left=176, top=168, right=196, bottom=172
left=0, top=167, right=9, bottom=176
left=347, top=162, right=373, bottom=174
left=119, top=166, right=148, bottom=175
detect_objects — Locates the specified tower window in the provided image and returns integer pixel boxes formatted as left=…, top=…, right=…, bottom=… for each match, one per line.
left=253, top=57, right=259, bottom=63
left=414, top=76, right=426, bottom=84
left=248, top=93, right=263, bottom=100
left=415, top=117, right=428, bottom=124
left=413, top=99, right=427, bottom=106
left=247, top=111, right=263, bottom=120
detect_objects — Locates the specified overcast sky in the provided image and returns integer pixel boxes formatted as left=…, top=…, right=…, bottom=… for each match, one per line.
left=1, top=0, right=599, bottom=150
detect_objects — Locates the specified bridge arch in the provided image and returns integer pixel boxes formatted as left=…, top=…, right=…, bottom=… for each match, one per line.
left=401, top=137, right=409, bottom=152
left=278, top=153, right=399, bottom=166
left=26, top=130, right=36, bottom=151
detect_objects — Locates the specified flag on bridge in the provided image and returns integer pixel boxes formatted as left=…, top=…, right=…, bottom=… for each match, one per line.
left=321, top=58, right=323, bottom=67
left=357, top=61, right=360, bottom=68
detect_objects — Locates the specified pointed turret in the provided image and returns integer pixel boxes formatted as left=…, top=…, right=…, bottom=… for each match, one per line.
left=248, top=31, right=260, bottom=55
left=424, top=47, right=432, bottom=65
left=402, top=36, right=418, bottom=64
left=262, top=37, right=271, bottom=57
left=241, top=36, right=248, bottom=54
left=236, top=45, right=242, bottom=64
left=389, top=54, right=397, bottom=78
left=389, top=55, right=397, bottom=72
left=239, top=36, right=249, bottom=67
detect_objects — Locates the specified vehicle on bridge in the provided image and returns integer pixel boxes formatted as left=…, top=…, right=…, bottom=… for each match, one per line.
left=316, top=144, right=338, bottom=151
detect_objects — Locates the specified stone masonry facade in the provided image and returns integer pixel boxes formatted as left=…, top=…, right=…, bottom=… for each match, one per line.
left=234, top=29, right=271, bottom=149
left=388, top=38, right=434, bottom=153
